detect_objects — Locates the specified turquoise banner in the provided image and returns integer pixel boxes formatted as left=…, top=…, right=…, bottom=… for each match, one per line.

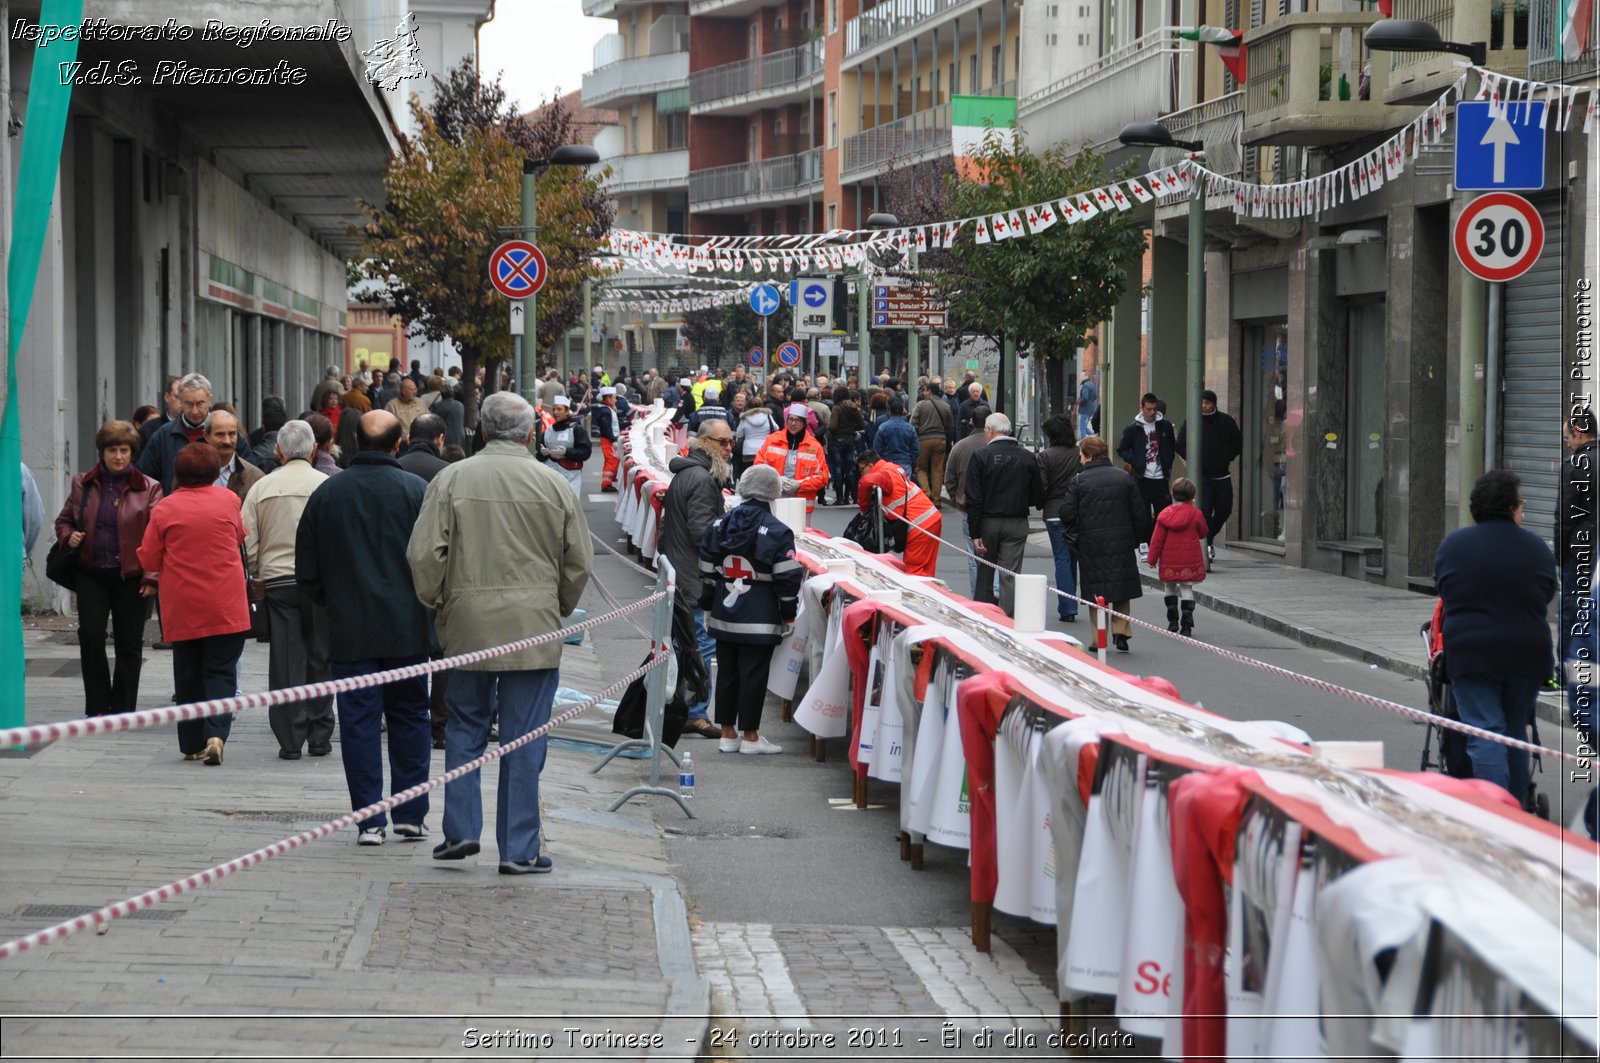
left=4, top=0, right=83, bottom=731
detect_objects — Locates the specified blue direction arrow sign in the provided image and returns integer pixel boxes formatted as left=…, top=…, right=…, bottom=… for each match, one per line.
left=775, top=341, right=803, bottom=367
left=1455, top=101, right=1545, bottom=191
left=801, top=283, right=829, bottom=308
left=749, top=284, right=781, bottom=317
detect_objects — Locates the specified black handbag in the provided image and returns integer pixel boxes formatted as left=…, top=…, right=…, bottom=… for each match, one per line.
left=45, top=489, right=86, bottom=590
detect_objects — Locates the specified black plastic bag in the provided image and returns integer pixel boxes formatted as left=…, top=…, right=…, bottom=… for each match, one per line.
left=612, top=593, right=701, bottom=747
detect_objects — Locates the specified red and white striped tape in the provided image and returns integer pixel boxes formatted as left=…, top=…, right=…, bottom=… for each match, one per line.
left=0, top=650, right=671, bottom=960
left=1, top=595, right=664, bottom=751
left=871, top=509, right=1584, bottom=765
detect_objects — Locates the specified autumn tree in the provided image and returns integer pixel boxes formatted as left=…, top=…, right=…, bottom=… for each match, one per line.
left=879, top=133, right=1146, bottom=406
left=355, top=61, right=613, bottom=424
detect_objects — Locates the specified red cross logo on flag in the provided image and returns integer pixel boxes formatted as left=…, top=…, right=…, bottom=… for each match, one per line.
left=1112, top=186, right=1131, bottom=208
left=993, top=215, right=1007, bottom=234
left=1026, top=208, right=1039, bottom=229
left=1149, top=174, right=1165, bottom=193
left=722, top=555, right=756, bottom=607
left=1040, top=204, right=1055, bottom=224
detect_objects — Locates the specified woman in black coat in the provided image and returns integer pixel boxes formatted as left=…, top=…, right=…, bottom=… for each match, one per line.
left=1060, top=435, right=1149, bottom=652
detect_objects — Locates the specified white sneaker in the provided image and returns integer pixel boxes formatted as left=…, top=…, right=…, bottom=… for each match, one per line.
left=718, top=736, right=741, bottom=753
left=739, top=735, right=783, bottom=756
left=357, top=827, right=386, bottom=846
left=1137, top=543, right=1149, bottom=563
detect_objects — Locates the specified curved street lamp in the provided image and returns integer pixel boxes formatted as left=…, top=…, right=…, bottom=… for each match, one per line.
left=1363, top=19, right=1487, bottom=66
left=514, top=143, right=600, bottom=395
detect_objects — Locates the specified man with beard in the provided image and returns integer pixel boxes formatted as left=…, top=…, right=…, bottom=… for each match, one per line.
left=661, top=421, right=736, bottom=739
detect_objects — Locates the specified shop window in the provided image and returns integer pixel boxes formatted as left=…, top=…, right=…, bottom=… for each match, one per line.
left=1241, top=320, right=1289, bottom=541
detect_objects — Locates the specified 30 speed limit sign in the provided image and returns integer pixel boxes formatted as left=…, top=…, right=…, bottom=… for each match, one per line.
left=1454, top=192, right=1544, bottom=282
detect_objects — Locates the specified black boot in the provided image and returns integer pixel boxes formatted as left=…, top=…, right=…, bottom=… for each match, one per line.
left=1164, top=595, right=1180, bottom=632
left=1180, top=600, right=1195, bottom=637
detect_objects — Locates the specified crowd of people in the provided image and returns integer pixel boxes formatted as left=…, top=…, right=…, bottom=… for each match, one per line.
left=47, top=361, right=594, bottom=873
left=39, top=351, right=1575, bottom=827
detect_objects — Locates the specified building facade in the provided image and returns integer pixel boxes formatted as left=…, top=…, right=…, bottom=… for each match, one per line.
left=1020, top=0, right=1596, bottom=588
left=5, top=0, right=493, bottom=602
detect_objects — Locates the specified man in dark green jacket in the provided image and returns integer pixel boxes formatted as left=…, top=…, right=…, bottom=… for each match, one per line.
left=296, top=409, right=431, bottom=847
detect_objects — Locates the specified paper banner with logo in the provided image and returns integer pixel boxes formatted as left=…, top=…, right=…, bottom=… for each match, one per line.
left=1115, top=775, right=1184, bottom=1037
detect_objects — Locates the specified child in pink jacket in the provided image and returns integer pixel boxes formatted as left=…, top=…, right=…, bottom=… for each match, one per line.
left=1146, top=477, right=1209, bottom=635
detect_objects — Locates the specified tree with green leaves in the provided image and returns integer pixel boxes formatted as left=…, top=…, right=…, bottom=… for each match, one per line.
left=880, top=131, right=1147, bottom=393
left=681, top=298, right=792, bottom=368
left=354, top=61, right=614, bottom=426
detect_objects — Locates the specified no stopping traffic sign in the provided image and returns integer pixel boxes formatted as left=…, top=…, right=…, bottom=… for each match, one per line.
left=1454, top=192, right=1544, bottom=282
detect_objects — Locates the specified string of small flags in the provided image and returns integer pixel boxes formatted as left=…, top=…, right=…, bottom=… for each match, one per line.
left=594, top=66, right=1592, bottom=272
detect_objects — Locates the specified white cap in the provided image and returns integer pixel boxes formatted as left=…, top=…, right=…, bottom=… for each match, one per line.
left=699, top=364, right=709, bottom=373
left=679, top=377, right=692, bottom=387
left=552, top=395, right=571, bottom=407
left=704, top=387, right=720, bottom=401
left=593, top=365, right=603, bottom=373
left=786, top=403, right=810, bottom=420
left=599, top=386, right=616, bottom=397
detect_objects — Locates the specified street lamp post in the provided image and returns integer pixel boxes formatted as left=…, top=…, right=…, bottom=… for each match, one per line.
left=1119, top=123, right=1205, bottom=498
left=515, top=144, right=600, bottom=398
left=1365, top=20, right=1489, bottom=526
left=859, top=212, right=899, bottom=380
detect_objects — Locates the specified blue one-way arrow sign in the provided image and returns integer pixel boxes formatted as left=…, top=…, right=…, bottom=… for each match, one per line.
left=1455, top=101, right=1545, bottom=191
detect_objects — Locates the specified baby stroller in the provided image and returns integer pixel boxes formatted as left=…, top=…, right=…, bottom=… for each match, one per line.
left=1419, top=600, right=1551, bottom=821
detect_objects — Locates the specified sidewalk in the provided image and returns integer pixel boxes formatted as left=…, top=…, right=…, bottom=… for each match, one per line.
left=0, top=627, right=709, bottom=1058
left=1134, top=543, right=1569, bottom=729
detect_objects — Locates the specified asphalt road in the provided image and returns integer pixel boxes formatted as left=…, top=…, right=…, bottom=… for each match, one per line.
left=577, top=484, right=1593, bottom=936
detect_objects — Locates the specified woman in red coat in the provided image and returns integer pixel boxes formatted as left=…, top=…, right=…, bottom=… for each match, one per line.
left=855, top=449, right=943, bottom=577
left=137, top=443, right=251, bottom=765
left=54, top=420, right=163, bottom=715
left=1145, top=476, right=1208, bottom=636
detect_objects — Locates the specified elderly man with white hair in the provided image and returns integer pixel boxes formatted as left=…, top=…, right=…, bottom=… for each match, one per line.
left=241, top=419, right=334, bottom=760
left=408, top=392, right=593, bottom=874
left=964, top=412, right=1043, bottom=618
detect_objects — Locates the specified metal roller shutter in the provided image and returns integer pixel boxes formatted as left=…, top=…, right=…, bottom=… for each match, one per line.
left=1499, top=194, right=1565, bottom=544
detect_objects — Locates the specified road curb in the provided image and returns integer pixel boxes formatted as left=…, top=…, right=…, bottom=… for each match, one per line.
left=1136, top=571, right=1570, bottom=731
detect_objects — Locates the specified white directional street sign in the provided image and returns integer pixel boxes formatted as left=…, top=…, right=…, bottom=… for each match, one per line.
left=1455, top=101, right=1545, bottom=191
left=749, top=283, right=781, bottom=317
left=509, top=301, right=525, bottom=336
left=792, top=277, right=834, bottom=335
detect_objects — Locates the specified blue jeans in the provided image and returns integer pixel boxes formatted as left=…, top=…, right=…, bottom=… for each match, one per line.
left=1078, top=412, right=1095, bottom=440
left=1450, top=673, right=1538, bottom=803
left=1044, top=519, right=1079, bottom=619
left=689, top=608, right=716, bottom=721
left=443, top=668, right=557, bottom=863
left=332, top=657, right=431, bottom=829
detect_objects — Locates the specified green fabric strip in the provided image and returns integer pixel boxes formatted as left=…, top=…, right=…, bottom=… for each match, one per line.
left=4, top=0, right=84, bottom=733
left=950, top=94, right=1017, bottom=129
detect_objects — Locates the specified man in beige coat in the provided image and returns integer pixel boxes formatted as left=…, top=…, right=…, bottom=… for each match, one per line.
left=406, top=391, right=592, bottom=875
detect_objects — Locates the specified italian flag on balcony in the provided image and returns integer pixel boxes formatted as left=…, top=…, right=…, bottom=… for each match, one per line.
left=1179, top=26, right=1247, bottom=84
left=951, top=94, right=1017, bottom=182
left=1564, top=0, right=1594, bottom=58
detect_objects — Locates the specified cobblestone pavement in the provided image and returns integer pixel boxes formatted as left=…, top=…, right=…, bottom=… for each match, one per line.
left=0, top=609, right=710, bottom=1060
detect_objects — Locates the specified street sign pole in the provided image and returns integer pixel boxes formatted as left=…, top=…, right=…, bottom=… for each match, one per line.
left=762, top=316, right=768, bottom=390
left=514, top=166, right=535, bottom=398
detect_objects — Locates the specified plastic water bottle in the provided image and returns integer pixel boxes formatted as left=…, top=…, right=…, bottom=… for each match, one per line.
left=679, top=752, right=695, bottom=800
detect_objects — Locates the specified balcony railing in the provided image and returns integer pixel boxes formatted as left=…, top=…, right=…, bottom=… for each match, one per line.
left=582, top=50, right=690, bottom=109
left=843, top=79, right=1014, bottom=178
left=690, top=40, right=825, bottom=111
left=689, top=148, right=824, bottom=208
left=593, top=34, right=624, bottom=70
left=1243, top=12, right=1417, bottom=146
left=647, top=14, right=691, bottom=55
left=846, top=0, right=986, bottom=58
left=1017, top=28, right=1185, bottom=154
left=1382, top=0, right=1528, bottom=102
left=1529, top=0, right=1594, bottom=83
left=605, top=149, right=691, bottom=193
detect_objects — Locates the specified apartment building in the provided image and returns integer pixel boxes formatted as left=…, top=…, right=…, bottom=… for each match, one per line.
left=1020, top=0, right=1596, bottom=588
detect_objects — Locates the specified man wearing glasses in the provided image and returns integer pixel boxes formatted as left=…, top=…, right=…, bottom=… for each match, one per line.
left=660, top=421, right=736, bottom=739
